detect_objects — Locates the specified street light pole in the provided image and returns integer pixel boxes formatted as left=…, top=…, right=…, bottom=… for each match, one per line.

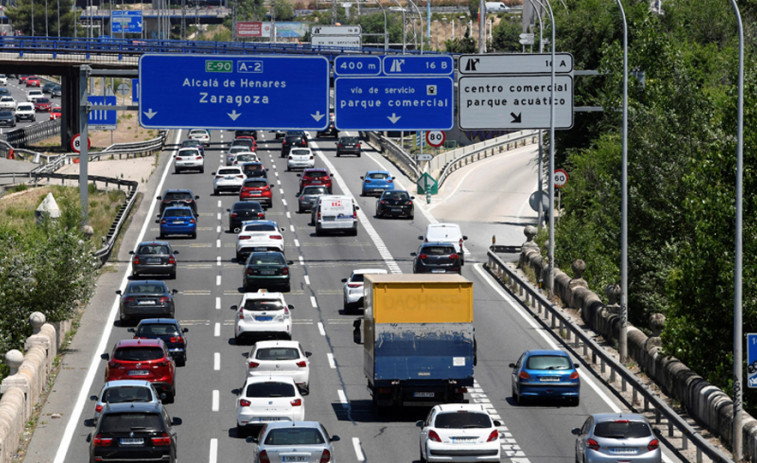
left=526, top=0, right=544, bottom=228
left=405, top=0, right=423, bottom=53
left=730, top=1, right=744, bottom=459
left=543, top=0, right=555, bottom=296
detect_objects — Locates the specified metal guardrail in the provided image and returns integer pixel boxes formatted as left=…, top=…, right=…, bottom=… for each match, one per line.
left=0, top=119, right=61, bottom=147
left=485, top=249, right=732, bottom=463
left=364, top=131, right=421, bottom=180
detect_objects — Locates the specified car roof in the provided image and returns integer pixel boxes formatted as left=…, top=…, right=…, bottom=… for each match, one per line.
left=219, top=166, right=244, bottom=172
left=127, top=279, right=168, bottom=286
left=102, top=379, right=155, bottom=389
left=253, top=340, right=302, bottom=350
left=243, top=375, right=298, bottom=386
left=241, top=290, right=287, bottom=301
left=523, top=349, right=571, bottom=357
left=420, top=241, right=456, bottom=248
left=136, top=318, right=181, bottom=326
left=163, top=206, right=194, bottom=213
left=136, top=241, right=172, bottom=248
left=114, top=338, right=166, bottom=348
left=433, top=403, right=489, bottom=413
left=164, top=188, right=194, bottom=194
left=427, top=222, right=461, bottom=231
left=303, top=168, right=328, bottom=173
left=366, top=170, right=391, bottom=175
left=233, top=201, right=262, bottom=208
left=262, top=421, right=325, bottom=431
left=352, top=268, right=388, bottom=275
left=99, top=402, right=164, bottom=418
left=590, top=413, right=649, bottom=423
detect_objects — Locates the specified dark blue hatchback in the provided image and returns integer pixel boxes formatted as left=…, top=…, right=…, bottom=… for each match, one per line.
left=157, top=206, right=197, bottom=239
left=509, top=349, right=580, bottom=406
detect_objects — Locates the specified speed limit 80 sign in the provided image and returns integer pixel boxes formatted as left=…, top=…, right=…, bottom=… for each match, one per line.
left=554, top=169, right=569, bottom=189
left=70, top=133, right=91, bottom=154
left=426, top=130, right=446, bottom=148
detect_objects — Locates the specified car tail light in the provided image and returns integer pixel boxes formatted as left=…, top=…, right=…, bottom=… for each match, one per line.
left=519, top=371, right=530, bottom=379
left=257, top=212, right=265, bottom=218
left=317, top=212, right=321, bottom=221
left=486, top=430, right=499, bottom=442
left=239, top=235, right=250, bottom=240
left=291, top=398, right=302, bottom=406
left=459, top=238, right=464, bottom=248
left=450, top=253, right=459, bottom=260
left=95, top=404, right=103, bottom=414
left=239, top=398, right=251, bottom=407
left=237, top=174, right=245, bottom=178
left=189, top=218, right=196, bottom=224
left=408, top=201, right=413, bottom=205
left=151, top=433, right=172, bottom=446
left=380, top=200, right=386, bottom=204
left=353, top=210, right=358, bottom=219
left=195, top=156, right=202, bottom=160
left=309, top=155, right=314, bottom=160
left=282, top=267, right=289, bottom=276
left=586, top=438, right=600, bottom=450
left=296, top=361, right=307, bottom=368
left=230, top=212, right=238, bottom=217
left=337, top=143, right=343, bottom=148
left=168, top=256, right=176, bottom=265
left=124, top=296, right=136, bottom=304
left=259, top=450, right=270, bottom=463
left=319, top=449, right=332, bottom=463
left=647, top=439, right=659, bottom=451
left=270, top=234, right=283, bottom=240
left=161, top=219, right=167, bottom=224
left=569, top=371, right=579, bottom=380
left=348, top=283, right=361, bottom=288
left=93, top=434, right=113, bottom=447
left=246, top=268, right=255, bottom=276
left=159, top=296, right=171, bottom=304
left=215, top=175, right=223, bottom=179
left=169, top=336, right=184, bottom=344
left=428, top=430, right=442, bottom=442
left=132, top=256, right=140, bottom=265
left=418, top=254, right=428, bottom=260
left=248, top=361, right=259, bottom=368
left=387, top=178, right=393, bottom=183
left=357, top=143, right=361, bottom=148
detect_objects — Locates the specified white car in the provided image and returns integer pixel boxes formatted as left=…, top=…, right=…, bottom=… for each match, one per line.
left=418, top=403, right=502, bottom=463
left=212, top=166, right=245, bottom=195
left=188, top=128, right=210, bottom=146
left=232, top=151, right=259, bottom=166
left=236, top=376, right=305, bottom=433
left=93, top=380, right=161, bottom=422
left=226, top=145, right=254, bottom=165
left=173, top=147, right=204, bottom=174
left=26, top=89, right=44, bottom=102
left=233, top=290, right=293, bottom=343
left=235, top=220, right=284, bottom=261
left=0, top=96, right=15, bottom=110
left=14, top=102, right=35, bottom=122
left=286, top=147, right=315, bottom=171
left=421, top=223, right=469, bottom=265
left=342, top=268, right=388, bottom=313
left=0, top=75, right=7, bottom=85
left=247, top=340, right=311, bottom=394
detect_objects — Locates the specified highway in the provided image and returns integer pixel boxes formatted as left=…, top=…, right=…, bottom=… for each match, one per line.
left=24, top=128, right=684, bottom=463
left=0, top=76, right=61, bottom=135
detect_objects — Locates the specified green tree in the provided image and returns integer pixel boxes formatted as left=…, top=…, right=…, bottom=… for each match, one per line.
left=6, top=0, right=77, bottom=36
left=272, top=0, right=295, bottom=21
left=490, top=16, right=521, bottom=52
left=444, top=27, right=476, bottom=53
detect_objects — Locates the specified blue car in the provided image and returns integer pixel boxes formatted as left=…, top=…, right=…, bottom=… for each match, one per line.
left=509, top=349, right=580, bottom=406
left=157, top=206, right=197, bottom=239
left=360, top=170, right=395, bottom=197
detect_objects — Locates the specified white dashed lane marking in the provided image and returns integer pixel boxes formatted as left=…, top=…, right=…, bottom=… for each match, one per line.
left=352, top=438, right=366, bottom=462
left=327, top=353, right=336, bottom=368
left=212, top=390, right=219, bottom=412
left=214, top=323, right=220, bottom=337
left=317, top=322, right=325, bottom=336
left=214, top=353, right=220, bottom=371
left=215, top=297, right=220, bottom=310
left=216, top=275, right=221, bottom=286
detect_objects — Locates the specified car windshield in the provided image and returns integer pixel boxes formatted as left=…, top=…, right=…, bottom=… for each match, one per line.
left=245, top=382, right=295, bottom=398
left=290, top=149, right=310, bottom=156
left=164, top=209, right=193, bottom=218
left=99, top=413, right=163, bottom=432
left=243, top=299, right=285, bottom=312
left=264, top=428, right=325, bottom=445
left=434, top=411, right=492, bottom=429
left=306, top=171, right=327, bottom=179
left=138, top=245, right=169, bottom=255
left=136, top=324, right=180, bottom=337
left=235, top=154, right=256, bottom=162
left=368, top=172, right=390, bottom=180
left=594, top=420, right=652, bottom=439
left=36, top=98, right=50, bottom=104
left=102, top=386, right=154, bottom=403
left=243, top=180, right=267, bottom=188
left=113, top=347, right=164, bottom=361
left=232, top=139, right=253, bottom=147
left=302, top=186, right=327, bottom=195
left=190, top=130, right=207, bottom=137
left=383, top=191, right=409, bottom=200
left=178, top=149, right=200, bottom=156
left=243, top=223, right=276, bottom=232
left=525, top=355, right=572, bottom=370
left=249, top=254, right=286, bottom=266
left=422, top=246, right=456, bottom=256
left=126, top=283, right=167, bottom=294
left=256, top=347, right=300, bottom=361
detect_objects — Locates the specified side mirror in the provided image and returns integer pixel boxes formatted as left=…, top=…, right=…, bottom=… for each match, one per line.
left=410, top=196, right=416, bottom=200
left=305, top=351, right=312, bottom=357
left=462, top=235, right=469, bottom=241
left=171, top=289, right=178, bottom=295
left=330, top=435, right=341, bottom=442
left=172, top=417, right=182, bottom=426
left=194, top=195, right=200, bottom=200
left=508, top=363, right=516, bottom=368
left=211, top=172, right=216, bottom=176
left=249, top=436, right=259, bottom=444
left=360, top=176, right=364, bottom=180
left=341, top=278, right=347, bottom=283
left=226, top=208, right=231, bottom=212
left=101, top=353, right=110, bottom=360
left=115, top=290, right=122, bottom=295
left=173, top=250, right=179, bottom=255
left=156, top=196, right=162, bottom=200
left=295, top=192, right=300, bottom=197
left=355, top=206, right=360, bottom=210
left=129, top=250, right=135, bottom=255
left=231, top=305, right=238, bottom=311
left=280, top=227, right=286, bottom=232
left=418, top=235, right=423, bottom=240
left=571, top=428, right=581, bottom=436
left=415, top=420, right=424, bottom=427
left=493, top=420, right=502, bottom=427
left=127, top=328, right=135, bottom=333
left=287, top=261, right=294, bottom=265
left=392, top=176, right=396, bottom=180
left=296, top=174, right=302, bottom=177
left=287, top=304, right=295, bottom=310
left=410, top=252, right=417, bottom=257
left=182, top=328, right=189, bottom=333
left=90, top=394, right=98, bottom=401
left=574, top=364, right=580, bottom=368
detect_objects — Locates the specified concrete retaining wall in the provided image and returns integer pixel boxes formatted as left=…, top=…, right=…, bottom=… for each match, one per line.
left=0, top=312, right=67, bottom=463
left=520, top=245, right=757, bottom=460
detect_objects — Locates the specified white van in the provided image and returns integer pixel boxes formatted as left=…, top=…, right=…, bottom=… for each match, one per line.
left=420, top=223, right=468, bottom=264
left=485, top=2, right=509, bottom=13
left=313, top=195, right=359, bottom=236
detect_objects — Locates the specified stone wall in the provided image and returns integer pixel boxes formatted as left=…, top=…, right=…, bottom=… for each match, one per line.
left=0, top=313, right=65, bottom=462
left=519, top=236, right=757, bottom=460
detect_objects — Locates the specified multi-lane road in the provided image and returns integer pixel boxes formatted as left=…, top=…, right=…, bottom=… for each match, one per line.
left=23, top=128, right=683, bottom=462
left=0, top=76, right=60, bottom=134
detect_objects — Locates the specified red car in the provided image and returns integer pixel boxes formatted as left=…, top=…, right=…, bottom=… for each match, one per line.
left=25, top=76, right=40, bottom=87
left=49, top=106, right=62, bottom=120
left=239, top=178, right=273, bottom=208
left=298, top=168, right=333, bottom=194
left=233, top=136, right=257, bottom=152
left=101, top=339, right=176, bottom=402
left=34, top=98, right=51, bottom=112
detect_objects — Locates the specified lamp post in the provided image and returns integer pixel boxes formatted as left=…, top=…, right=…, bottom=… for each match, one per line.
left=526, top=0, right=544, bottom=227
left=57, top=0, right=60, bottom=37
left=389, top=5, right=407, bottom=53
left=543, top=0, right=555, bottom=296
left=405, top=0, right=424, bottom=53
left=729, top=1, right=744, bottom=459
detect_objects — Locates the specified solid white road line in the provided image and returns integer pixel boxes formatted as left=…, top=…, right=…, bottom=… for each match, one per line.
left=352, top=437, right=366, bottom=462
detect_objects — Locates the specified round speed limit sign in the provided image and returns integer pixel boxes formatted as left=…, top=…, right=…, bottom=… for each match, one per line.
left=554, top=169, right=569, bottom=189
left=426, top=130, right=446, bottom=148
left=70, top=133, right=91, bottom=153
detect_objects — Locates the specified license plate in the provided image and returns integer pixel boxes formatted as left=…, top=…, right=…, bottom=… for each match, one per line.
left=390, top=208, right=401, bottom=212
left=256, top=316, right=273, bottom=321
left=129, top=370, right=149, bottom=376
left=256, top=417, right=282, bottom=422
left=431, top=269, right=446, bottom=273
left=120, top=438, right=144, bottom=446
left=260, top=270, right=275, bottom=275
left=146, top=258, right=161, bottom=264
left=138, top=300, right=156, bottom=305
left=323, top=216, right=335, bottom=221
left=172, top=220, right=183, bottom=225
left=225, top=176, right=235, bottom=180
left=611, top=448, right=637, bottom=455
left=282, top=457, right=308, bottom=462
left=413, top=392, right=435, bottom=398
left=539, top=377, right=560, bottom=382
left=451, top=437, right=476, bottom=443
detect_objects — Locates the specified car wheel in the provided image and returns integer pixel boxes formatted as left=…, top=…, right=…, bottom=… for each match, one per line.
left=177, top=357, right=186, bottom=367
left=159, top=232, right=165, bottom=239
left=513, top=386, right=522, bottom=405
left=409, top=214, right=414, bottom=220
left=169, top=272, right=176, bottom=280
left=200, top=167, right=204, bottom=173
left=213, top=189, right=218, bottom=196
left=283, top=283, right=290, bottom=292
left=420, top=446, right=427, bottom=463
left=336, top=152, right=341, bottom=157
left=165, top=388, right=175, bottom=404
left=571, top=397, right=580, bottom=407
left=350, top=227, right=358, bottom=236
left=357, top=153, right=361, bottom=157
left=191, top=232, right=197, bottom=239
left=237, top=425, right=247, bottom=437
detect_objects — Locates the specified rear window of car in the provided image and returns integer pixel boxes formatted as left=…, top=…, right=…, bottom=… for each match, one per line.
left=114, top=347, right=165, bottom=361
left=249, top=254, right=286, bottom=266
left=350, top=274, right=365, bottom=283
left=264, top=428, right=325, bottom=445
left=177, top=149, right=200, bottom=156
left=383, top=191, right=409, bottom=200
left=434, top=411, right=492, bottom=428
left=164, top=192, right=192, bottom=201
left=243, top=223, right=276, bottom=232
left=99, top=412, right=163, bottom=432
left=306, top=171, right=328, bottom=178
left=136, top=324, right=180, bottom=337
left=290, top=149, right=310, bottom=156
left=230, top=146, right=249, bottom=154
left=234, top=202, right=262, bottom=211
left=126, top=283, right=167, bottom=294
left=594, top=420, right=652, bottom=438
left=256, top=348, right=300, bottom=361
left=422, top=245, right=456, bottom=255
left=525, top=355, right=572, bottom=370
left=302, top=186, right=328, bottom=195
left=245, top=382, right=295, bottom=398
left=190, top=130, right=207, bottom=136
left=218, top=168, right=241, bottom=175
left=368, top=172, right=390, bottom=180
left=340, top=137, right=358, bottom=144
left=243, top=299, right=285, bottom=312
left=138, top=245, right=169, bottom=254
left=235, top=154, right=256, bottom=161
left=243, top=179, right=267, bottom=188
left=164, top=209, right=193, bottom=217
left=102, top=386, right=154, bottom=403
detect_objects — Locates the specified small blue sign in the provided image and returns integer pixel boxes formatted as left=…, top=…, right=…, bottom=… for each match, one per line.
left=382, top=55, right=454, bottom=76
left=111, top=10, right=143, bottom=34
left=334, top=76, right=454, bottom=131
left=88, top=95, right=117, bottom=128
left=139, top=54, right=330, bottom=130
left=334, top=56, right=382, bottom=76
left=748, top=333, right=757, bottom=388
left=131, top=79, right=139, bottom=103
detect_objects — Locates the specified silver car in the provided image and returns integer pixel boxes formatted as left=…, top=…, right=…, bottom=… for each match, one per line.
left=252, top=421, right=340, bottom=463
left=92, top=380, right=162, bottom=422
left=342, top=268, right=388, bottom=313
left=572, top=413, right=661, bottom=463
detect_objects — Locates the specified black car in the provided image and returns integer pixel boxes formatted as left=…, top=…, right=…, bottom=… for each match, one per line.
left=375, top=190, right=414, bottom=219
left=317, top=120, right=339, bottom=138
left=116, top=280, right=177, bottom=324
left=336, top=136, right=361, bottom=157
left=280, top=134, right=307, bottom=158
left=296, top=185, right=328, bottom=213
left=243, top=251, right=293, bottom=292
left=0, top=87, right=10, bottom=96
left=42, top=81, right=58, bottom=94
left=0, top=110, right=15, bottom=128
left=241, top=161, right=267, bottom=179
left=227, top=201, right=265, bottom=232
left=157, top=189, right=199, bottom=215
left=130, top=241, right=178, bottom=279
left=411, top=242, right=462, bottom=274
left=129, top=318, right=189, bottom=366
left=89, top=402, right=178, bottom=463
left=50, top=85, right=62, bottom=98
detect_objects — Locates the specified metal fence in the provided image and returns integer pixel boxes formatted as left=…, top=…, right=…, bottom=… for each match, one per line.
left=485, top=249, right=732, bottom=463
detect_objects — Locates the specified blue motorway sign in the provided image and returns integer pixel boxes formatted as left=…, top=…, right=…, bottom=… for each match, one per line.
left=383, top=55, right=454, bottom=75
left=88, top=95, right=117, bottom=129
left=139, top=54, right=330, bottom=130
left=334, top=76, right=454, bottom=131
left=334, top=56, right=381, bottom=76
left=131, top=78, right=139, bottom=103
left=111, top=10, right=143, bottom=34
left=748, top=333, right=757, bottom=388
